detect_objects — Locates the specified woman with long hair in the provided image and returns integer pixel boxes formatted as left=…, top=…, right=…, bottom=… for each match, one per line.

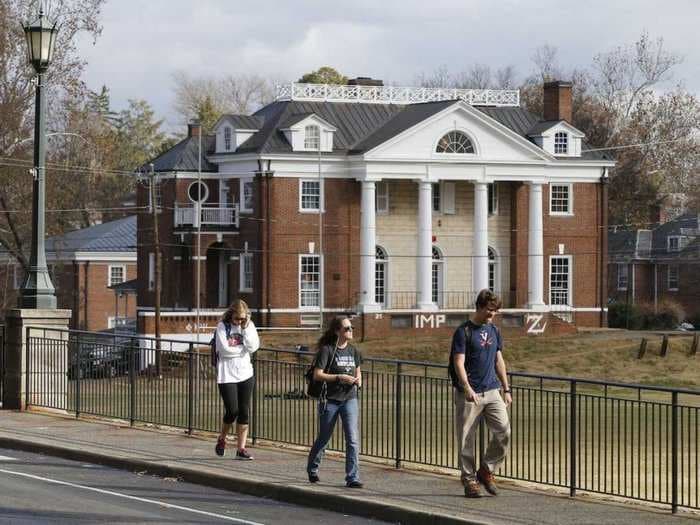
left=306, top=316, right=363, bottom=488
left=214, top=299, right=260, bottom=460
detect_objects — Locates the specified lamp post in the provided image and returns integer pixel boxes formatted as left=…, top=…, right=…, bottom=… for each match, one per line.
left=19, top=7, right=58, bottom=309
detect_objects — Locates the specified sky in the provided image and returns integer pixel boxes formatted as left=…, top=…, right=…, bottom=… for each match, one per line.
left=75, top=0, right=700, bottom=132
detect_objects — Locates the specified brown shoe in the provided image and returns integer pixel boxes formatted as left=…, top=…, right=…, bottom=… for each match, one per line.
left=477, top=466, right=498, bottom=495
left=463, top=480, right=483, bottom=498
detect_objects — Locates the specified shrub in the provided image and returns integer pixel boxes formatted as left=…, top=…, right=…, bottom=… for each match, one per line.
left=608, top=302, right=644, bottom=329
left=608, top=300, right=685, bottom=330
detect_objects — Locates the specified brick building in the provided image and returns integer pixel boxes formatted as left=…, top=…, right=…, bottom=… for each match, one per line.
left=608, top=212, right=700, bottom=323
left=136, top=79, right=614, bottom=340
left=1, top=216, right=137, bottom=331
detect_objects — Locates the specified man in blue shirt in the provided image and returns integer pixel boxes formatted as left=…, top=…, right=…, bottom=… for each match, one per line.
left=450, top=289, right=512, bottom=498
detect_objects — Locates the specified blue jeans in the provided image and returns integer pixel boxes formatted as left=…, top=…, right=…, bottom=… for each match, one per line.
left=307, top=397, right=360, bottom=483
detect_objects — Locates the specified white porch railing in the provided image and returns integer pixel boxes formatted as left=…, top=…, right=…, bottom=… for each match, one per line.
left=174, top=204, right=239, bottom=228
left=275, top=82, right=520, bottom=107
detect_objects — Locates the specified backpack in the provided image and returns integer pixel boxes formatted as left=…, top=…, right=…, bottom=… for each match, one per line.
left=448, top=323, right=473, bottom=392
left=209, top=322, right=232, bottom=368
left=304, top=342, right=339, bottom=399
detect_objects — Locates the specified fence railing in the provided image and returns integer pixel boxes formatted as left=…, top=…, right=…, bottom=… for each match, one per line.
left=24, top=328, right=700, bottom=513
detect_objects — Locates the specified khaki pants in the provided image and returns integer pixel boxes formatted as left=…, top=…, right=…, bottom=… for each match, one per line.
left=454, top=388, right=510, bottom=483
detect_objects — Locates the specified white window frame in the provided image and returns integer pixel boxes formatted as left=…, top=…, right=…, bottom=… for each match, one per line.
left=375, top=246, right=388, bottom=306
left=148, top=253, right=155, bottom=291
left=239, top=253, right=254, bottom=293
left=299, top=179, right=324, bottom=213
left=432, top=183, right=441, bottom=214
left=224, top=126, right=232, bottom=151
left=304, top=124, right=320, bottom=150
left=431, top=246, right=444, bottom=305
left=668, top=264, right=679, bottom=291
left=549, top=255, right=573, bottom=306
left=488, top=183, right=498, bottom=215
left=240, top=178, right=254, bottom=214
left=108, top=264, right=126, bottom=287
left=299, top=254, right=321, bottom=309
left=375, top=181, right=389, bottom=215
left=667, top=236, right=681, bottom=252
left=616, top=263, right=628, bottom=291
left=549, top=183, right=573, bottom=216
left=107, top=316, right=116, bottom=329
left=148, top=177, right=163, bottom=212
left=554, top=132, right=569, bottom=154
left=488, top=246, right=499, bottom=294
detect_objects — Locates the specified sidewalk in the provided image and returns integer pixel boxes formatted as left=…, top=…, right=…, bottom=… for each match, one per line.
left=0, top=411, right=697, bottom=525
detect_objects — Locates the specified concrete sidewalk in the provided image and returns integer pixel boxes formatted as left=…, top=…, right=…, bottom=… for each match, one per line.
left=0, top=411, right=697, bottom=525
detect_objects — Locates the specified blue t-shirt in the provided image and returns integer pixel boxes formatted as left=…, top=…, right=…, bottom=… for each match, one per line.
left=451, top=320, right=502, bottom=393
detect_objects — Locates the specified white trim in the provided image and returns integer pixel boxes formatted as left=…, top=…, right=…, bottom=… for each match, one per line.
left=239, top=253, right=254, bottom=293
left=239, top=177, right=254, bottom=214
left=549, top=254, right=573, bottom=306
left=375, top=181, right=389, bottom=215
left=299, top=253, right=321, bottom=310
left=107, top=264, right=126, bottom=287
left=549, top=183, right=574, bottom=216
left=667, top=235, right=681, bottom=252
left=432, top=128, right=479, bottom=156
left=298, top=178, right=324, bottom=213
left=187, top=181, right=209, bottom=203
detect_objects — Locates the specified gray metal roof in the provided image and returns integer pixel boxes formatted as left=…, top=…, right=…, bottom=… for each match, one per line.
left=220, top=115, right=264, bottom=129
left=609, top=213, right=700, bottom=262
left=46, top=216, right=137, bottom=255
left=146, top=135, right=217, bottom=173
left=526, top=120, right=562, bottom=136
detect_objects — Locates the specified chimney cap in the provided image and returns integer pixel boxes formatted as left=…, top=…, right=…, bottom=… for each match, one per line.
left=544, top=80, right=573, bottom=89
left=187, top=120, right=202, bottom=137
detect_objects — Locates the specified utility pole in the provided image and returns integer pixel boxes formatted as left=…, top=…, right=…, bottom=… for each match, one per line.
left=150, top=163, right=162, bottom=376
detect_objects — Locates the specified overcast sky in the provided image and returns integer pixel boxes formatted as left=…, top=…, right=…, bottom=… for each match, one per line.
left=75, top=0, right=700, bottom=132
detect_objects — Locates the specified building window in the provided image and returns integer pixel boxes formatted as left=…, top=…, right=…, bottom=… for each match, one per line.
left=240, top=178, right=254, bottom=213
left=550, top=184, right=572, bottom=215
left=432, top=246, right=443, bottom=305
left=149, top=177, right=162, bottom=211
left=488, top=183, right=498, bottom=215
left=304, top=125, right=320, bottom=150
left=667, top=236, right=687, bottom=252
left=376, top=182, right=389, bottom=214
left=488, top=247, right=497, bottom=292
left=668, top=265, right=679, bottom=290
left=300, top=254, right=320, bottom=308
left=224, top=126, right=232, bottom=151
left=432, top=183, right=441, bottom=212
left=108, top=265, right=126, bottom=287
left=148, top=253, right=155, bottom=291
left=436, top=131, right=474, bottom=153
left=187, top=181, right=209, bottom=203
left=554, top=132, right=568, bottom=154
left=550, top=256, right=572, bottom=306
left=240, top=253, right=254, bottom=292
left=617, top=263, right=628, bottom=290
left=375, top=246, right=387, bottom=306
left=300, top=180, right=322, bottom=212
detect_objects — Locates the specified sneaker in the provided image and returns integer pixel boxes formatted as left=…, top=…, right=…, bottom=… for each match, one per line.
left=464, top=480, right=483, bottom=498
left=308, top=473, right=320, bottom=483
left=346, top=480, right=363, bottom=489
left=236, top=448, right=254, bottom=460
left=477, top=466, right=498, bottom=495
left=215, top=437, right=226, bottom=457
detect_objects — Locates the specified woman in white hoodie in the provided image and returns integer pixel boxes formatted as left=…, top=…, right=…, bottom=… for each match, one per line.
left=214, top=299, right=260, bottom=460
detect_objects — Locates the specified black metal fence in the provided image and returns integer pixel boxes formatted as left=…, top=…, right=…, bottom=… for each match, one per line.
left=24, top=327, right=699, bottom=513
left=0, top=324, right=5, bottom=405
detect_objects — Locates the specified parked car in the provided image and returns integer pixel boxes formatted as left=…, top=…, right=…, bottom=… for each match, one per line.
left=68, top=340, right=130, bottom=380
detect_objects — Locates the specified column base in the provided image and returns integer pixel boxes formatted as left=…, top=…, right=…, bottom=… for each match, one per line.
left=527, top=303, right=549, bottom=312
left=357, top=302, right=382, bottom=313
left=416, top=302, right=439, bottom=312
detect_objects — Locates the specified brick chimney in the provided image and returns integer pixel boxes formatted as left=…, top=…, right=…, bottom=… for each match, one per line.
left=347, top=77, right=384, bottom=87
left=543, top=80, right=573, bottom=123
left=188, top=121, right=202, bottom=137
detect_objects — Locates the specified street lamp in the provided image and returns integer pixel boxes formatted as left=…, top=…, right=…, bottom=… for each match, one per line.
left=19, top=7, right=58, bottom=308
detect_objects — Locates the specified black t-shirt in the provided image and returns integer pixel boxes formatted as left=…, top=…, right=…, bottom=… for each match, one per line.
left=315, top=344, right=362, bottom=402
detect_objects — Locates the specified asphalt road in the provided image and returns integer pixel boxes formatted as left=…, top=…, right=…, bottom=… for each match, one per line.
left=0, top=448, right=390, bottom=524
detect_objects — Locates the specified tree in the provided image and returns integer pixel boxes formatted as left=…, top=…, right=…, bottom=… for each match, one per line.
left=298, top=66, right=347, bottom=85
left=416, top=64, right=517, bottom=90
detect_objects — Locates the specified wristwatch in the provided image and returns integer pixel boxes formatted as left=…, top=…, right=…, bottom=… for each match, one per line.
left=503, top=389, right=512, bottom=393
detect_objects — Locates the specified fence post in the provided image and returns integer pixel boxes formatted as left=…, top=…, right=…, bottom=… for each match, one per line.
left=251, top=352, right=257, bottom=445
left=671, top=391, right=678, bottom=513
left=187, top=343, right=194, bottom=435
left=129, top=337, right=136, bottom=426
left=660, top=335, right=669, bottom=357
left=690, top=333, right=698, bottom=356
left=395, top=362, right=402, bottom=469
left=569, top=380, right=577, bottom=497
left=637, top=338, right=647, bottom=359
left=24, top=326, right=30, bottom=410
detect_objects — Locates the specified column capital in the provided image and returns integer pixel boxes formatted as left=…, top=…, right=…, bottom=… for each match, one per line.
left=525, top=180, right=547, bottom=187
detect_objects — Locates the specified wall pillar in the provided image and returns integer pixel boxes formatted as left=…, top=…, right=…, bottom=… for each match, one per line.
left=473, top=182, right=489, bottom=294
left=359, top=180, right=379, bottom=312
left=416, top=181, right=436, bottom=310
left=527, top=182, right=546, bottom=309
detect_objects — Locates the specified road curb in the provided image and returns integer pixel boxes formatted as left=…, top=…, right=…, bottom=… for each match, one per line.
left=0, top=435, right=489, bottom=525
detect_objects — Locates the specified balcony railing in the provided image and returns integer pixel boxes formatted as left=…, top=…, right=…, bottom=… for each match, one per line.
left=380, top=291, right=478, bottom=310
left=174, top=204, right=239, bottom=228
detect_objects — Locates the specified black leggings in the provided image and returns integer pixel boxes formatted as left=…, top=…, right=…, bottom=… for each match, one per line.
left=218, top=377, right=254, bottom=425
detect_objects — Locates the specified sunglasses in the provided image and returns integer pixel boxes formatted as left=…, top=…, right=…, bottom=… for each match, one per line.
left=342, top=325, right=353, bottom=332
left=234, top=317, right=247, bottom=322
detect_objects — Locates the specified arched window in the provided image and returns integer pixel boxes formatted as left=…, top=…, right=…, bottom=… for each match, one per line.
left=375, top=246, right=387, bottom=306
left=304, top=125, right=320, bottom=150
left=223, top=127, right=232, bottom=151
left=432, top=246, right=443, bottom=305
left=436, top=131, right=474, bottom=153
left=554, top=132, right=568, bottom=154
left=488, top=247, right=497, bottom=293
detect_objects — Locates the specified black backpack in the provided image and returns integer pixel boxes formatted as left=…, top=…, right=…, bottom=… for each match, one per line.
left=305, top=342, right=339, bottom=399
left=448, top=323, right=473, bottom=392
left=209, top=322, right=232, bottom=368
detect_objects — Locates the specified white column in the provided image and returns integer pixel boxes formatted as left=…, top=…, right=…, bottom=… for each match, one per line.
left=416, top=181, right=435, bottom=310
left=359, top=180, right=379, bottom=312
left=473, top=182, right=489, bottom=294
left=528, top=182, right=546, bottom=309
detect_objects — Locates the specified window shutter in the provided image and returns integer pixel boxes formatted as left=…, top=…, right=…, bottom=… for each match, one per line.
left=442, top=182, right=456, bottom=214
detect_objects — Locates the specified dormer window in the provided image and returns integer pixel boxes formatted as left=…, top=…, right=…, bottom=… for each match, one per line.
left=554, top=132, right=568, bottom=154
left=304, top=125, right=320, bottom=150
left=224, top=127, right=232, bottom=151
left=436, top=131, right=474, bottom=153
